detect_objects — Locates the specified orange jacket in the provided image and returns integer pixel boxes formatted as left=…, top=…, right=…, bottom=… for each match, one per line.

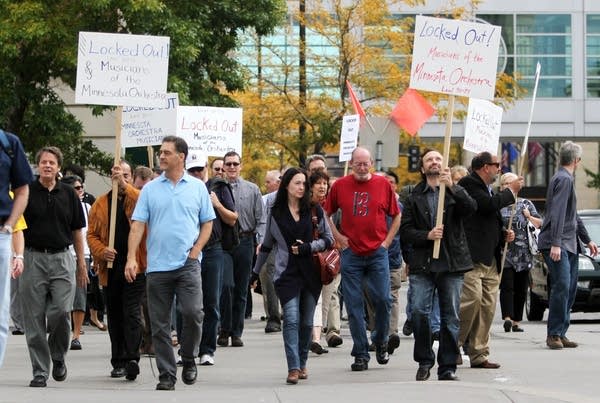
left=87, top=184, right=147, bottom=287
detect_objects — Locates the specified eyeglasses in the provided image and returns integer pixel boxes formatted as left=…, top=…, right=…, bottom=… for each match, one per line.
left=352, top=162, right=371, bottom=167
left=485, top=162, right=500, bottom=168
left=224, top=162, right=240, bottom=167
left=74, top=185, right=83, bottom=190
left=213, top=167, right=223, bottom=172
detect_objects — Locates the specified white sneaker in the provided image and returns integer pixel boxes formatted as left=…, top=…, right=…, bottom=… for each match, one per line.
left=199, top=354, right=214, bottom=366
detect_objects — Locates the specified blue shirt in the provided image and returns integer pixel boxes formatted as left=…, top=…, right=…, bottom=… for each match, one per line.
left=132, top=172, right=216, bottom=272
left=0, top=131, right=33, bottom=217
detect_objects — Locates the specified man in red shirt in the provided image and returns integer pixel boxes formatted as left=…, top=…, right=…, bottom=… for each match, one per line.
left=324, top=147, right=400, bottom=372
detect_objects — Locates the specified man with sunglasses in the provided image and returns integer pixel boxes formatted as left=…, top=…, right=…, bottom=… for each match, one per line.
left=457, top=151, right=522, bottom=370
left=217, top=151, right=263, bottom=348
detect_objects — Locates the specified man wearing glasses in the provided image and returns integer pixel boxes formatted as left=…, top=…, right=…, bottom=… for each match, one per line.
left=217, top=151, right=263, bottom=348
left=457, top=151, right=522, bottom=370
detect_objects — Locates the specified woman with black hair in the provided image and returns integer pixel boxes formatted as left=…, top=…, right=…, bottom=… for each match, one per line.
left=252, top=167, right=334, bottom=384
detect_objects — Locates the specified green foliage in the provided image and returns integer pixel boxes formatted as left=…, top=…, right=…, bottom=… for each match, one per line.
left=0, top=0, right=285, bottom=173
left=585, top=168, right=600, bottom=190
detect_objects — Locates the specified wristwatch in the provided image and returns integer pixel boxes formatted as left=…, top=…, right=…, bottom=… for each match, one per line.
left=0, top=224, right=13, bottom=234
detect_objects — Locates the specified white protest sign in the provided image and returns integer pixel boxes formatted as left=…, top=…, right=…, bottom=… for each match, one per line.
left=410, top=16, right=501, bottom=100
left=177, top=106, right=243, bottom=157
left=76, top=32, right=169, bottom=107
left=121, top=93, right=179, bottom=148
left=339, top=114, right=360, bottom=162
left=463, top=98, right=503, bottom=154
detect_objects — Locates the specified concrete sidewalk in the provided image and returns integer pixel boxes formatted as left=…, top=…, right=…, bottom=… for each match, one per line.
left=1, top=291, right=599, bottom=403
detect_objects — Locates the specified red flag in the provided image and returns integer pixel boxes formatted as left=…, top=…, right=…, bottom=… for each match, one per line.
left=390, top=88, right=435, bottom=137
left=345, top=80, right=366, bottom=121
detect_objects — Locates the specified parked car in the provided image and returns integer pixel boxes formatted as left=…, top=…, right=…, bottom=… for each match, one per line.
left=526, top=209, right=600, bottom=321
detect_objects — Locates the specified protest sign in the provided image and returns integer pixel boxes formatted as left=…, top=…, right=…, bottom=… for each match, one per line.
left=463, top=98, right=503, bottom=154
left=75, top=32, right=170, bottom=107
left=121, top=93, right=179, bottom=148
left=339, top=114, right=360, bottom=162
left=410, top=16, right=501, bottom=100
left=177, top=106, right=243, bottom=156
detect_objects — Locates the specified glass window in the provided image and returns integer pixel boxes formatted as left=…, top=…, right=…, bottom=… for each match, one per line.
left=587, top=15, right=600, bottom=97
left=516, top=15, right=571, bottom=34
left=516, top=36, right=571, bottom=55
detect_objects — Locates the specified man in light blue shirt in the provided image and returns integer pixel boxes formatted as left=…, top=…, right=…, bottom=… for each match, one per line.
left=126, top=136, right=214, bottom=391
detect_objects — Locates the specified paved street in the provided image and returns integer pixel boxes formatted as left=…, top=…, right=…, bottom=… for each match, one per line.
left=1, top=288, right=599, bottom=403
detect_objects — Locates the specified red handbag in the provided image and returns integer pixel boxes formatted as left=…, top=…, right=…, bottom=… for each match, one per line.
left=311, top=207, right=340, bottom=285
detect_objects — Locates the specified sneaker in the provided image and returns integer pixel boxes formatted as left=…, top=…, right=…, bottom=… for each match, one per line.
left=351, top=357, right=368, bottom=371
left=199, top=354, right=215, bottom=366
left=546, top=335, right=563, bottom=350
left=375, top=343, right=389, bottom=365
left=387, top=333, right=400, bottom=355
left=560, top=336, right=578, bottom=348
left=402, top=319, right=413, bottom=336
left=70, top=339, right=82, bottom=350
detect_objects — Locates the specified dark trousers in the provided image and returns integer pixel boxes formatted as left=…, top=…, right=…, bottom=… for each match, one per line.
left=499, top=267, right=529, bottom=322
left=199, top=244, right=223, bottom=356
left=106, top=262, right=146, bottom=368
left=148, top=259, right=203, bottom=382
left=220, top=236, right=254, bottom=337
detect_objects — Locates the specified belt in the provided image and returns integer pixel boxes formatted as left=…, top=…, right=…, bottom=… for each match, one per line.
left=26, top=246, right=69, bottom=254
left=239, top=231, right=254, bottom=238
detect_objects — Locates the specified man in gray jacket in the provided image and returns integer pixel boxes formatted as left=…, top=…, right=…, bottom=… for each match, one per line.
left=537, top=141, right=598, bottom=350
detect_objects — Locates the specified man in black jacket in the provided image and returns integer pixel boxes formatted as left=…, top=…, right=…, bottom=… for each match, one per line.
left=401, top=149, right=476, bottom=381
left=457, top=151, right=521, bottom=369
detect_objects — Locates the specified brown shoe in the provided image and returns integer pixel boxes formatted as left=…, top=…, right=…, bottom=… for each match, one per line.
left=560, top=336, right=578, bottom=348
left=470, top=360, right=500, bottom=369
left=546, top=335, right=563, bottom=349
left=286, top=369, right=300, bottom=384
left=299, top=368, right=308, bottom=380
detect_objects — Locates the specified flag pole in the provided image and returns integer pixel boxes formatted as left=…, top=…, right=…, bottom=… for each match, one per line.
left=433, top=95, right=455, bottom=259
left=500, top=62, right=541, bottom=272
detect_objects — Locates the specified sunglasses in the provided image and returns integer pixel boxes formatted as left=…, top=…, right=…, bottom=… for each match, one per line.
left=213, top=167, right=223, bottom=172
left=485, top=162, right=500, bottom=168
left=188, top=167, right=205, bottom=173
left=224, top=162, right=240, bottom=167
left=74, top=185, right=83, bottom=190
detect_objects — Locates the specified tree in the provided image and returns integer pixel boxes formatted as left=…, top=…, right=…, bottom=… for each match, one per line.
left=0, top=0, right=285, bottom=172
left=232, top=0, right=520, bottom=185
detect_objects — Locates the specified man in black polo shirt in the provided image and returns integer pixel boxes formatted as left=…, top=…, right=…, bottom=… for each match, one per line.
left=20, top=146, right=88, bottom=388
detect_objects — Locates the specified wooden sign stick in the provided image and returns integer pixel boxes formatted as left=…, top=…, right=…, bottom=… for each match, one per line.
left=147, top=146, right=154, bottom=169
left=107, top=106, right=123, bottom=269
left=433, top=95, right=455, bottom=259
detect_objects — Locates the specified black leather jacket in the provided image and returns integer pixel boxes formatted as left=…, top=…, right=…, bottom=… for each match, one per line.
left=400, top=181, right=476, bottom=274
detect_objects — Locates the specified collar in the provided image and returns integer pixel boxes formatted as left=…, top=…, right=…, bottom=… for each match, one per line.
left=159, top=171, right=190, bottom=184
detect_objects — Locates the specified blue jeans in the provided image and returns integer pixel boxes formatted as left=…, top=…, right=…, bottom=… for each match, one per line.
left=221, top=236, right=254, bottom=337
left=411, top=271, right=463, bottom=375
left=341, top=246, right=391, bottom=360
left=281, top=289, right=317, bottom=371
left=406, top=283, right=440, bottom=332
left=0, top=233, right=10, bottom=367
left=199, top=244, right=223, bottom=356
left=543, top=250, right=578, bottom=337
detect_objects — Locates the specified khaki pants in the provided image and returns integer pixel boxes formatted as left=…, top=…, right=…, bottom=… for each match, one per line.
left=458, top=261, right=500, bottom=366
left=322, top=273, right=341, bottom=339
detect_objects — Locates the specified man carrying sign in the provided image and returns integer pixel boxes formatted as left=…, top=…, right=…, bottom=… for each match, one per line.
left=457, top=152, right=521, bottom=369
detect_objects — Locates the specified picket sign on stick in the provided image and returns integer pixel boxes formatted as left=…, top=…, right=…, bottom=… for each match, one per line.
left=107, top=107, right=123, bottom=269
left=499, top=62, right=541, bottom=273
left=147, top=146, right=154, bottom=169
left=432, top=95, right=455, bottom=259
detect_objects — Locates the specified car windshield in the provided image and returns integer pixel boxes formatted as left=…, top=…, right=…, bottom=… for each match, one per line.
left=580, top=215, right=600, bottom=245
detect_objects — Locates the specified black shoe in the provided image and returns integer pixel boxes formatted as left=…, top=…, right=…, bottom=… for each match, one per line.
left=503, top=319, right=512, bottom=332
left=432, top=331, right=440, bottom=341
left=368, top=342, right=376, bottom=352
left=29, top=375, right=47, bottom=387
left=310, top=342, right=328, bottom=355
left=438, top=370, right=459, bottom=381
left=110, top=367, right=127, bottom=378
left=156, top=379, right=175, bottom=391
left=375, top=343, right=389, bottom=365
left=70, top=339, right=82, bottom=350
left=52, top=360, right=67, bottom=382
left=182, top=361, right=197, bottom=385
left=387, top=333, right=400, bottom=355
left=326, top=333, right=343, bottom=347
left=416, top=367, right=430, bottom=381
left=512, top=324, right=524, bottom=332
left=265, top=324, right=281, bottom=333
left=231, top=336, right=244, bottom=347
left=12, top=329, right=24, bottom=335
left=217, top=332, right=229, bottom=347
left=351, top=357, right=369, bottom=371
left=402, top=319, right=413, bottom=336
left=125, top=360, right=139, bottom=381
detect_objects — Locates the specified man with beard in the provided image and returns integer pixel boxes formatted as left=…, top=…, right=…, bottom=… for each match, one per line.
left=457, top=151, right=522, bottom=369
left=400, top=149, right=476, bottom=381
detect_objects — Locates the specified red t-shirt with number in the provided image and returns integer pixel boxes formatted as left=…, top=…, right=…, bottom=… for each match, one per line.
left=324, top=174, right=399, bottom=255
